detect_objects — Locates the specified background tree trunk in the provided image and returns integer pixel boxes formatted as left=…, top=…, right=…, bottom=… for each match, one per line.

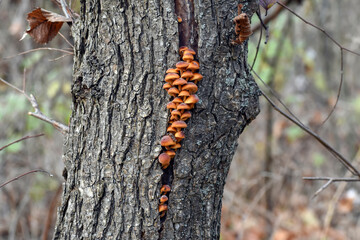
left=54, top=0, right=260, bottom=239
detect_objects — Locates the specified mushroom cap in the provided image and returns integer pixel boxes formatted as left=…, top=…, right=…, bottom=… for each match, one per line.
left=173, top=78, right=187, bottom=86
left=178, top=90, right=190, bottom=97
left=182, top=82, right=198, bottom=93
left=163, top=83, right=172, bottom=90
left=180, top=111, right=192, bottom=121
left=165, top=73, right=180, bottom=82
left=179, top=46, right=188, bottom=56
left=185, top=94, right=199, bottom=104
left=176, top=61, right=190, bottom=69
left=160, top=185, right=171, bottom=194
left=182, top=53, right=194, bottom=62
left=167, top=126, right=177, bottom=133
left=160, top=195, right=168, bottom=203
left=171, top=143, right=182, bottom=150
left=160, top=135, right=175, bottom=146
left=172, top=120, right=187, bottom=129
left=166, top=101, right=177, bottom=109
left=170, top=115, right=179, bottom=121
left=166, top=150, right=176, bottom=158
left=159, top=204, right=168, bottom=212
left=190, top=73, right=203, bottom=82
left=168, top=87, right=180, bottom=97
left=166, top=68, right=179, bottom=74
left=175, top=131, right=185, bottom=140
left=172, top=97, right=183, bottom=104
left=177, top=103, right=191, bottom=110
left=159, top=153, right=171, bottom=168
left=171, top=109, right=181, bottom=116
left=181, top=71, right=194, bottom=79
left=184, top=48, right=196, bottom=55
left=187, top=62, right=200, bottom=72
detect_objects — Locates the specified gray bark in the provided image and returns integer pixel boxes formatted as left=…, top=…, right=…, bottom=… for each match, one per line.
left=54, top=0, right=260, bottom=239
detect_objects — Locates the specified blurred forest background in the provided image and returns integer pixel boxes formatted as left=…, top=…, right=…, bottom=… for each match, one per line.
left=1, top=0, right=360, bottom=239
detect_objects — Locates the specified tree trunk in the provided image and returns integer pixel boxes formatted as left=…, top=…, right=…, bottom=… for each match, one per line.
left=53, top=0, right=260, bottom=239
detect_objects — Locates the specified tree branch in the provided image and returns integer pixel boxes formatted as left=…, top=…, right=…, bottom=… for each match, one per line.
left=0, top=133, right=44, bottom=151
left=0, top=169, right=53, bottom=189
left=252, top=70, right=360, bottom=177
left=0, top=77, right=69, bottom=134
left=303, top=177, right=360, bottom=198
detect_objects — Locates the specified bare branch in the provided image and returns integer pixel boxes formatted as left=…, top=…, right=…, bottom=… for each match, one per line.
left=276, top=1, right=360, bottom=57
left=58, top=32, right=74, bottom=48
left=255, top=10, right=269, bottom=44
left=0, top=77, right=69, bottom=134
left=3, top=47, right=73, bottom=60
left=252, top=70, right=360, bottom=177
left=303, top=177, right=360, bottom=198
left=0, top=133, right=44, bottom=151
left=276, top=1, right=360, bottom=126
left=251, top=12, right=263, bottom=71
left=0, top=169, right=53, bottom=189
left=49, top=53, right=73, bottom=62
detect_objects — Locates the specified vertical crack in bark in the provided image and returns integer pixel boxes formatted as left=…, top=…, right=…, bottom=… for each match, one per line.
left=175, top=0, right=199, bottom=52
left=157, top=0, right=200, bottom=236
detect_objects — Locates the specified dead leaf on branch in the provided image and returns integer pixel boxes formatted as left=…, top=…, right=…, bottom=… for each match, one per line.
left=23, top=8, right=72, bottom=44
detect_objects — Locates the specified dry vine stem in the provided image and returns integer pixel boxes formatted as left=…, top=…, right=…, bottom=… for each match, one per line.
left=158, top=46, right=203, bottom=218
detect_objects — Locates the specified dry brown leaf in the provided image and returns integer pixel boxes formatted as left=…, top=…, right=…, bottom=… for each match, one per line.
left=25, top=8, right=71, bottom=44
left=273, top=229, right=295, bottom=240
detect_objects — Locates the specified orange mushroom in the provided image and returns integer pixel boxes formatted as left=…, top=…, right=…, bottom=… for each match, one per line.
left=166, top=68, right=179, bottom=74
left=182, top=53, right=194, bottom=62
left=160, top=135, right=175, bottom=147
left=168, top=87, right=180, bottom=97
left=160, top=185, right=171, bottom=194
left=160, top=195, right=169, bottom=204
left=158, top=153, right=171, bottom=169
left=159, top=204, right=168, bottom=217
left=182, top=82, right=198, bottom=93
left=175, top=131, right=185, bottom=141
left=172, top=120, right=187, bottom=130
left=180, top=111, right=191, bottom=121
left=166, top=150, right=176, bottom=159
left=164, top=73, right=180, bottom=83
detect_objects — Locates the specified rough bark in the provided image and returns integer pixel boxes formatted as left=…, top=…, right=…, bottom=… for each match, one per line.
left=54, top=0, right=260, bottom=239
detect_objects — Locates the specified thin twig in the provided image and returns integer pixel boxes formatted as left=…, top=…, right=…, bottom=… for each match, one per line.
left=256, top=10, right=269, bottom=44
left=252, top=71, right=360, bottom=177
left=251, top=14, right=263, bottom=71
left=252, top=70, right=306, bottom=129
left=0, top=133, right=44, bottom=151
left=276, top=1, right=360, bottom=126
left=58, top=32, right=74, bottom=48
left=27, top=94, right=69, bottom=134
left=303, top=177, right=360, bottom=182
left=303, top=177, right=360, bottom=198
left=22, top=69, right=26, bottom=92
left=0, top=77, right=69, bottom=134
left=3, top=48, right=73, bottom=60
left=252, top=0, right=291, bottom=33
left=276, top=1, right=360, bottom=57
left=319, top=49, right=344, bottom=126
left=0, top=169, right=53, bottom=189
left=49, top=53, right=73, bottom=62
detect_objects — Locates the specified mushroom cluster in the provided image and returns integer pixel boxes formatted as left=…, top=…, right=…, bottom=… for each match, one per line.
left=233, top=4, right=252, bottom=44
left=158, top=46, right=203, bottom=218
